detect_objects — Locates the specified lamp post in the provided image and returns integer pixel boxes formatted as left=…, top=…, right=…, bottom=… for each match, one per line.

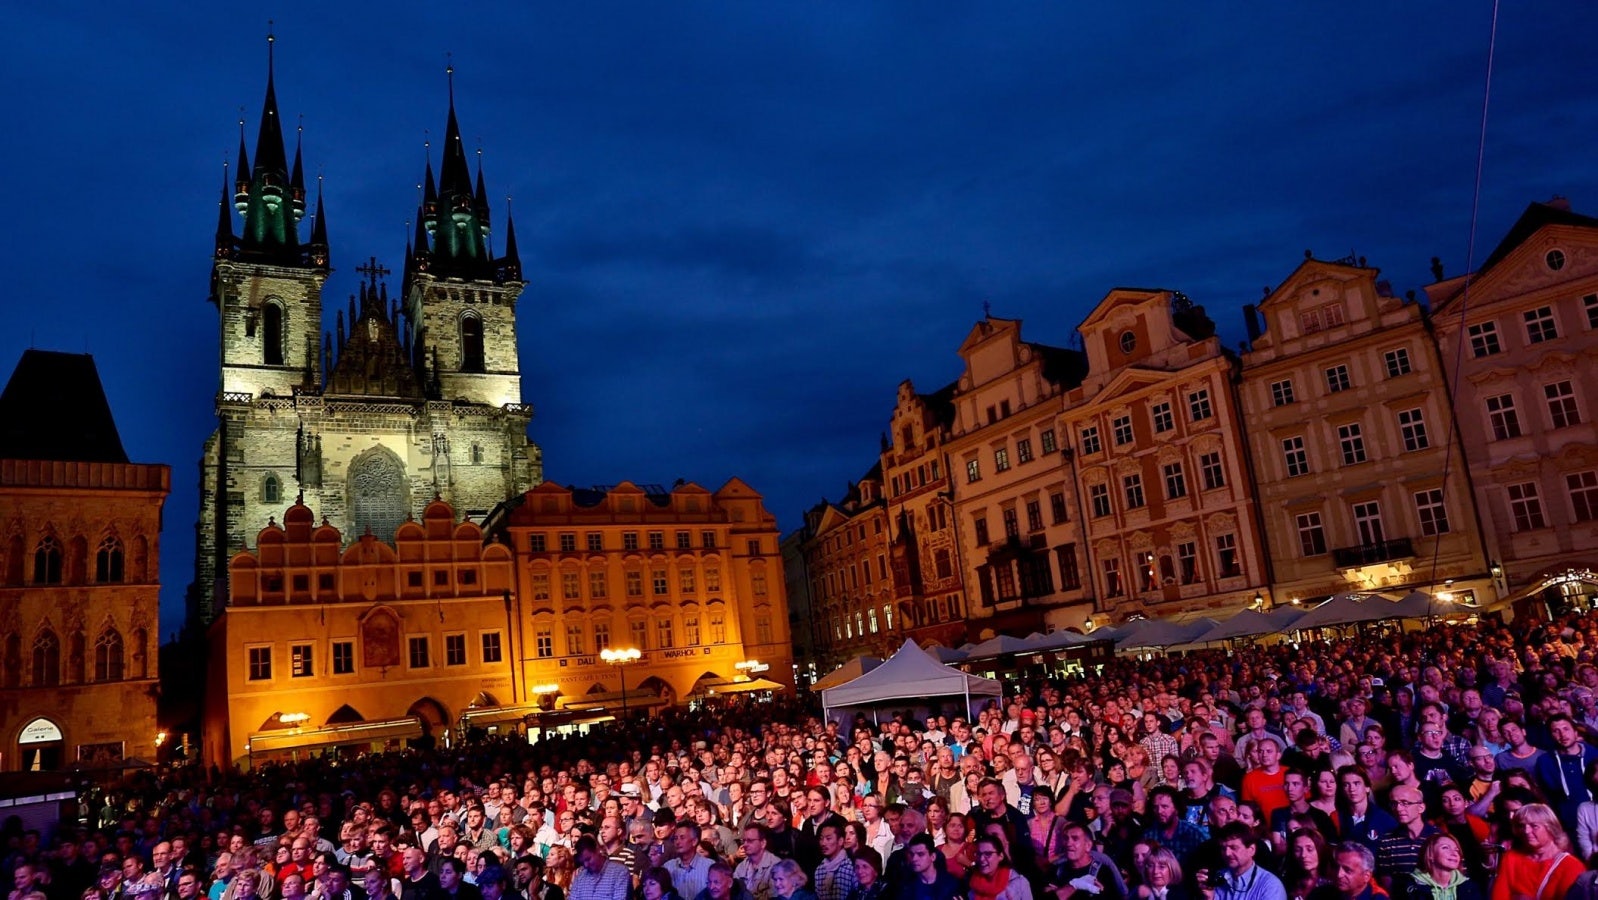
left=600, top=647, right=642, bottom=718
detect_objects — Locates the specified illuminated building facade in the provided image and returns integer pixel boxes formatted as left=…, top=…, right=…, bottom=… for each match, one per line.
left=0, top=351, right=169, bottom=770
left=204, top=497, right=517, bottom=768
left=491, top=480, right=792, bottom=707
left=881, top=380, right=967, bottom=649
left=800, top=470, right=894, bottom=666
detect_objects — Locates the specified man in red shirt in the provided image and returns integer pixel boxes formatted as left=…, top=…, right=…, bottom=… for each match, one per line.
left=1241, top=739, right=1289, bottom=825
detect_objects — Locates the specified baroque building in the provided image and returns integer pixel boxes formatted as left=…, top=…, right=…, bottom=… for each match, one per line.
left=204, top=497, right=516, bottom=768
left=487, top=481, right=793, bottom=707
left=881, top=381, right=967, bottom=650
left=0, top=351, right=169, bottom=770
left=190, top=45, right=541, bottom=630
left=800, top=470, right=894, bottom=666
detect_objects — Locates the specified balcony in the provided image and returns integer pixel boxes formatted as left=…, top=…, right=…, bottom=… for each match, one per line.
left=1332, top=538, right=1415, bottom=568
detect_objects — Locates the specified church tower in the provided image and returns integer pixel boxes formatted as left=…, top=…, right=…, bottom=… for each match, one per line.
left=189, top=46, right=541, bottom=633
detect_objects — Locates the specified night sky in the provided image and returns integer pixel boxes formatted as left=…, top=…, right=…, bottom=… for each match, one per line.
left=3, top=4, right=1596, bottom=637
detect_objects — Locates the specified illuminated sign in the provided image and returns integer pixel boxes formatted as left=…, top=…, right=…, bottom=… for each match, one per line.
left=18, top=718, right=62, bottom=745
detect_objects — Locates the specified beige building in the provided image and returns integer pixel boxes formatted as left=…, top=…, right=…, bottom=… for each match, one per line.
left=1242, top=259, right=1492, bottom=605
left=945, top=317, right=1093, bottom=636
left=492, top=480, right=792, bottom=707
left=1428, top=200, right=1598, bottom=612
left=801, top=471, right=896, bottom=667
left=881, top=381, right=968, bottom=650
left=204, top=496, right=517, bottom=769
left=1061, top=290, right=1269, bottom=623
left=0, top=351, right=169, bottom=770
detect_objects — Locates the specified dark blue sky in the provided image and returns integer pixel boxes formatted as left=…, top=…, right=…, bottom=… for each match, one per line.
left=3, top=4, right=1595, bottom=637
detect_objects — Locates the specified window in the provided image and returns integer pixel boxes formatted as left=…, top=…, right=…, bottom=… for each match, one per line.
left=623, top=532, right=639, bottom=551
left=701, top=530, right=717, bottom=549
left=566, top=624, right=584, bottom=656
left=656, top=619, right=674, bottom=649
left=1016, top=438, right=1033, bottom=463
left=1040, top=429, right=1058, bottom=454
left=1151, top=402, right=1175, bottom=433
left=675, top=530, right=692, bottom=550
left=562, top=571, right=581, bottom=600
left=1337, top=423, right=1367, bottom=465
left=32, top=537, right=61, bottom=585
left=530, top=573, right=551, bottom=601
left=1271, top=380, right=1296, bottom=407
left=1384, top=348, right=1412, bottom=378
left=433, top=570, right=449, bottom=586
left=587, top=532, right=604, bottom=552
left=248, top=646, right=272, bottom=681
left=1049, top=491, right=1068, bottom=524
left=1102, top=558, right=1124, bottom=597
left=1586, top=293, right=1598, bottom=329
left=753, top=568, right=770, bottom=596
left=1414, top=489, right=1450, bottom=536
left=1057, top=545, right=1081, bottom=590
left=262, top=302, right=285, bottom=365
left=709, top=613, right=726, bottom=644
left=1283, top=436, right=1310, bottom=477
left=1123, top=474, right=1145, bottom=509
left=680, top=569, right=696, bottom=594
left=31, top=630, right=59, bottom=687
left=460, top=314, right=485, bottom=372
left=1301, top=309, right=1323, bottom=334
left=1547, top=381, right=1582, bottom=428
left=1548, top=249, right=1568, bottom=271
left=966, top=458, right=981, bottom=483
left=1119, top=330, right=1138, bottom=353
left=647, top=531, right=664, bottom=551
left=1177, top=541, right=1199, bottom=583
left=1112, top=415, right=1134, bottom=445
left=262, top=474, right=281, bottom=504
left=480, top=632, right=502, bottom=664
left=1507, top=482, right=1547, bottom=531
left=1296, top=513, right=1327, bottom=557
left=1398, top=408, right=1430, bottom=451
left=95, top=537, right=123, bottom=584
left=1215, top=533, right=1241, bottom=578
left=1525, top=306, right=1559, bottom=344
left=994, top=447, right=1011, bottom=472
left=1025, top=499, right=1043, bottom=532
left=445, top=634, right=467, bottom=666
left=1138, top=551, right=1158, bottom=592
left=1200, top=452, right=1225, bottom=490
left=593, top=622, right=611, bottom=652
left=973, top=516, right=990, bottom=544
left=756, top=615, right=773, bottom=644
left=867, top=608, right=879, bottom=634
left=705, top=567, right=721, bottom=592
left=1353, top=501, right=1385, bottom=545
left=1487, top=394, right=1522, bottom=440
left=1089, top=484, right=1112, bottom=518
left=407, top=636, right=430, bottom=669
left=631, top=619, right=649, bottom=649
left=1324, top=365, right=1351, bottom=394
left=556, top=532, right=577, bottom=553
left=651, top=568, right=668, bottom=596
left=1163, top=462, right=1187, bottom=499
left=529, top=533, right=547, bottom=552
left=625, top=571, right=643, bottom=597
left=1569, top=472, right=1598, bottom=522
left=993, top=563, right=1017, bottom=600
left=1020, top=553, right=1054, bottom=597
left=589, top=571, right=608, bottom=599
left=684, top=616, right=701, bottom=645
left=92, top=629, right=124, bottom=681
left=1189, top=389, right=1212, bottom=421
left=1080, top=426, right=1101, bottom=456
left=332, top=640, right=354, bottom=674
left=290, top=643, right=313, bottom=678
left=1468, top=321, right=1502, bottom=357
left=470, top=443, right=483, bottom=464
left=535, top=628, right=553, bottom=658
left=1002, top=507, right=1020, bottom=538
left=1322, top=304, right=1346, bottom=327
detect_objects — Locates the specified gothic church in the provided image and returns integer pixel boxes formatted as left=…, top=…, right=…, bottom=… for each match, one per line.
left=190, top=40, right=542, bottom=628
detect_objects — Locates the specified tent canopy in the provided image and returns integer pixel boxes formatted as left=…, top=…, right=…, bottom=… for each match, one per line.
left=926, top=645, right=969, bottom=663
left=1118, top=617, right=1221, bottom=649
left=822, top=640, right=1001, bottom=710
left=1388, top=590, right=1464, bottom=620
left=1192, top=609, right=1282, bottom=643
left=1289, top=593, right=1397, bottom=630
left=811, top=655, right=884, bottom=691
left=965, top=634, right=1037, bottom=661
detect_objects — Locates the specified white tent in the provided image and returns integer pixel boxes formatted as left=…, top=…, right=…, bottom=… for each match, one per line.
left=822, top=639, right=1002, bottom=723
left=1026, top=630, right=1095, bottom=651
left=1118, top=617, right=1221, bottom=650
left=1388, top=590, right=1462, bottom=620
left=1289, top=593, right=1396, bottom=630
left=926, top=644, right=969, bottom=663
left=810, top=655, right=883, bottom=691
left=1192, top=609, right=1283, bottom=643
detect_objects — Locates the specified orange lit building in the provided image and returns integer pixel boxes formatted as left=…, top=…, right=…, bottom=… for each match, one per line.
left=491, top=480, right=792, bottom=707
left=204, top=497, right=517, bottom=769
left=1061, top=290, right=1269, bottom=622
left=0, top=351, right=169, bottom=771
left=881, top=380, right=967, bottom=649
left=1428, top=200, right=1598, bottom=612
left=1242, top=259, right=1492, bottom=606
left=800, top=470, right=895, bottom=667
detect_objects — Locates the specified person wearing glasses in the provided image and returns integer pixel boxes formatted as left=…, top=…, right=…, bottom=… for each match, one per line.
left=1490, top=804, right=1582, bottom=900
left=1374, top=787, right=1436, bottom=890
left=969, top=835, right=1031, bottom=900
left=733, top=827, right=779, bottom=900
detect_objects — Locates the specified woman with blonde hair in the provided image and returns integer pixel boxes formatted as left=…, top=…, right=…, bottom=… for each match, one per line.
left=1488, top=804, right=1583, bottom=900
left=1402, top=833, right=1481, bottom=900
left=1135, top=847, right=1188, bottom=900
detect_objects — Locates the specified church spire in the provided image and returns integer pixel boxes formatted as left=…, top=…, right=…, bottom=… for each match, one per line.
left=501, top=199, right=522, bottom=282
left=307, top=175, right=329, bottom=268
left=215, top=162, right=235, bottom=259
left=232, top=27, right=314, bottom=267
left=416, top=61, right=492, bottom=278
left=251, top=30, right=289, bottom=191
left=290, top=119, right=307, bottom=222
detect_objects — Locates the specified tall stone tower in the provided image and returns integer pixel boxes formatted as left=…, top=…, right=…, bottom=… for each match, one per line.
left=188, top=42, right=542, bottom=631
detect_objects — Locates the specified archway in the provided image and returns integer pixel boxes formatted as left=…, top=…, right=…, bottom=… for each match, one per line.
left=348, top=447, right=412, bottom=543
left=17, top=717, right=63, bottom=771
left=408, top=697, right=450, bottom=750
left=632, top=676, right=675, bottom=707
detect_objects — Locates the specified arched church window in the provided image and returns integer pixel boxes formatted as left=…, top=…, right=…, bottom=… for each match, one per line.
left=349, top=449, right=411, bottom=543
left=263, top=474, right=282, bottom=504
left=95, top=628, right=124, bottom=682
left=460, top=315, right=485, bottom=373
left=96, top=537, right=124, bottom=584
left=32, top=629, right=59, bottom=687
left=263, top=302, right=285, bottom=365
left=32, top=537, right=61, bottom=585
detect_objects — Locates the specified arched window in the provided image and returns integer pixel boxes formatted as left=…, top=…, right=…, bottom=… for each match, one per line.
left=2, top=634, right=18, bottom=688
left=32, top=537, right=62, bottom=585
left=263, top=474, right=282, bottom=504
left=32, top=630, right=60, bottom=687
left=95, top=537, right=124, bottom=584
left=67, top=630, right=85, bottom=683
left=460, top=315, right=485, bottom=373
left=94, top=629, right=124, bottom=682
left=263, top=302, right=285, bottom=365
left=3, top=535, right=21, bottom=585
left=348, top=448, right=411, bottom=543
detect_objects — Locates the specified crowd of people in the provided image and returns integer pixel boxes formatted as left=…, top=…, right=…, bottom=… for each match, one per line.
left=14, top=610, right=1598, bottom=900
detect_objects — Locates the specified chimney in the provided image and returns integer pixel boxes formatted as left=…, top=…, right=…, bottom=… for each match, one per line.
left=1242, top=304, right=1263, bottom=342
left=1548, top=195, right=1572, bottom=212
left=1430, top=257, right=1445, bottom=282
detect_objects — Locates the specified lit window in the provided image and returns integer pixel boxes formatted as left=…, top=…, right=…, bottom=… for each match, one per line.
left=1215, top=533, right=1241, bottom=578
left=1040, top=429, right=1057, bottom=454
left=994, top=447, right=1010, bottom=472
left=1016, top=438, right=1033, bottom=463
left=966, top=458, right=981, bottom=483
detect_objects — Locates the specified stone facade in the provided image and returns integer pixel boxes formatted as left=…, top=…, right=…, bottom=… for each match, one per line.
left=881, top=381, right=967, bottom=651
left=801, top=474, right=896, bottom=664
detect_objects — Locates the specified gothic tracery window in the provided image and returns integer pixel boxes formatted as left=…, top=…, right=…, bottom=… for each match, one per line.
left=349, top=450, right=411, bottom=542
left=95, top=628, right=124, bottom=682
left=460, top=315, right=485, bottom=373
left=32, top=537, right=62, bottom=585
left=32, top=630, right=59, bottom=687
left=95, top=537, right=124, bottom=584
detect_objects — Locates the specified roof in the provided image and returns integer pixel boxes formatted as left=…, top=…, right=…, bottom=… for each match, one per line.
left=0, top=350, right=129, bottom=462
left=1028, top=342, right=1089, bottom=388
left=1478, top=201, right=1598, bottom=277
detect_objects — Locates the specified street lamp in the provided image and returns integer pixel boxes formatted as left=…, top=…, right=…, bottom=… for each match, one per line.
left=600, top=647, right=642, bottom=718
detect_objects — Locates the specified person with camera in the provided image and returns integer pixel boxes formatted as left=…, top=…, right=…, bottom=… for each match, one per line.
left=1194, top=823, right=1284, bottom=900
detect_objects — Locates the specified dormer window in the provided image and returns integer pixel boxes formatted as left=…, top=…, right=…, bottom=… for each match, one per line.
left=1118, top=331, right=1137, bottom=354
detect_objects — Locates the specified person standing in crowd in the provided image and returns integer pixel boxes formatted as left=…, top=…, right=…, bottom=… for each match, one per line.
left=1489, top=805, right=1583, bottom=900
left=891, top=837, right=957, bottom=900
left=1197, top=823, right=1285, bottom=900
left=568, top=838, right=630, bottom=900
left=969, top=835, right=1031, bottom=900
